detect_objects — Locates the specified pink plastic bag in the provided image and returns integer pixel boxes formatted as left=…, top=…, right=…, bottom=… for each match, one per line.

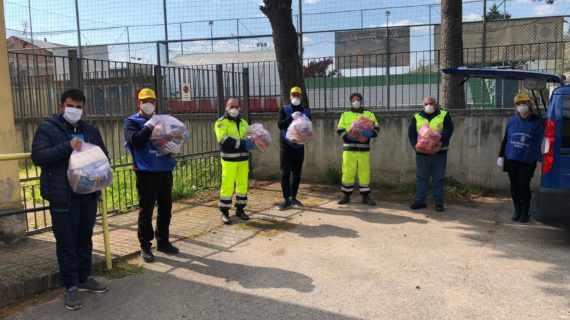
left=149, top=115, right=190, bottom=155
left=348, top=117, right=375, bottom=143
left=286, top=114, right=313, bottom=145
left=415, top=124, right=442, bottom=155
left=246, top=123, right=272, bottom=151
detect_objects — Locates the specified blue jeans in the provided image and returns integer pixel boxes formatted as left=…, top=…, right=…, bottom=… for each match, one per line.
left=415, top=153, right=447, bottom=205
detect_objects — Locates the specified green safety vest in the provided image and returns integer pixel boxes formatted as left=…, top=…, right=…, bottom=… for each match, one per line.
left=415, top=109, right=447, bottom=132
left=337, top=110, right=378, bottom=131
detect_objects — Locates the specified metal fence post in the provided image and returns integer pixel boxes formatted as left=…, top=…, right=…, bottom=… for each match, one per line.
left=242, top=67, right=250, bottom=122
left=216, top=64, right=225, bottom=117
left=68, top=49, right=83, bottom=91
left=154, top=65, right=163, bottom=113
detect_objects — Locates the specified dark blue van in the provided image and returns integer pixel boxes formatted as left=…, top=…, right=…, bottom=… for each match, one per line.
left=442, top=67, right=569, bottom=228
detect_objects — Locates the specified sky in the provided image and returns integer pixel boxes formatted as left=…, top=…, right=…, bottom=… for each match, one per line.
left=4, top=0, right=570, bottom=63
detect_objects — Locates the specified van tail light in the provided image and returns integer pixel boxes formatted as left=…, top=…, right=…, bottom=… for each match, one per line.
left=542, top=118, right=555, bottom=174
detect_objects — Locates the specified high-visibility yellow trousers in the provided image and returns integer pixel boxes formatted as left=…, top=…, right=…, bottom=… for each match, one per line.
left=220, top=159, right=249, bottom=211
left=341, top=151, right=371, bottom=195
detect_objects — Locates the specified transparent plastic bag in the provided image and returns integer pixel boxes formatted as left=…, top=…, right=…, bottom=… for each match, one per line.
left=286, top=114, right=313, bottom=145
left=246, top=123, right=272, bottom=151
left=67, top=143, right=113, bottom=194
left=348, top=117, right=375, bottom=143
left=149, top=115, right=189, bottom=155
left=415, top=124, right=442, bottom=155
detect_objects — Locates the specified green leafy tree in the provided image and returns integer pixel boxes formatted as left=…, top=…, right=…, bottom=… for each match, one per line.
left=486, top=4, right=511, bottom=21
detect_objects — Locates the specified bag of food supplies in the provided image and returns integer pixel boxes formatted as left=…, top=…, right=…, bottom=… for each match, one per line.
left=67, top=143, right=113, bottom=194
left=149, top=115, right=189, bottom=155
left=246, top=123, right=272, bottom=151
left=286, top=114, right=313, bottom=145
left=415, top=124, right=442, bottom=155
left=348, top=117, right=375, bottom=143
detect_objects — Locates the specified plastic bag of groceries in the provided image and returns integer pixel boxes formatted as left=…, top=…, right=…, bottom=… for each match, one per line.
left=286, top=114, right=313, bottom=145
left=246, top=123, right=272, bottom=151
left=67, top=143, right=113, bottom=194
left=149, top=115, right=189, bottom=155
left=415, top=124, right=442, bottom=155
left=348, top=117, right=375, bottom=143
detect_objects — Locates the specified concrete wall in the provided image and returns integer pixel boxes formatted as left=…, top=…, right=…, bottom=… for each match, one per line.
left=249, top=109, right=539, bottom=190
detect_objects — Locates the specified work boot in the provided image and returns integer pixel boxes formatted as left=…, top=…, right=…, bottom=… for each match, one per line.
left=278, top=199, right=292, bottom=210
left=337, top=194, right=351, bottom=204
left=290, top=198, right=304, bottom=207
left=511, top=211, right=522, bottom=221
left=519, top=212, right=530, bottom=223
left=140, top=247, right=154, bottom=262
left=64, top=287, right=83, bottom=310
left=362, top=194, right=376, bottom=206
left=221, top=210, right=232, bottom=225
left=435, top=204, right=445, bottom=212
left=157, top=241, right=180, bottom=254
left=410, top=202, right=427, bottom=210
left=78, top=276, right=108, bottom=293
left=235, top=207, right=250, bottom=221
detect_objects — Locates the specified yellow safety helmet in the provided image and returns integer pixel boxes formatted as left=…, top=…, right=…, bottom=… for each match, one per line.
left=290, top=86, right=302, bottom=95
left=514, top=92, right=530, bottom=104
left=138, top=88, right=157, bottom=100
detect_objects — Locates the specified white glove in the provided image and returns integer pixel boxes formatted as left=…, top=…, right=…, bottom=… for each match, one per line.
left=497, top=157, right=504, bottom=167
left=164, top=141, right=181, bottom=155
left=145, top=116, right=159, bottom=128
left=291, top=111, right=302, bottom=120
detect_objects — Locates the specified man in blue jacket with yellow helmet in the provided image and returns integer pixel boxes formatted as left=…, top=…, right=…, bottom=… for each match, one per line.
left=124, top=88, right=181, bottom=263
left=408, top=96, right=454, bottom=212
left=337, top=93, right=379, bottom=205
left=214, top=98, right=253, bottom=224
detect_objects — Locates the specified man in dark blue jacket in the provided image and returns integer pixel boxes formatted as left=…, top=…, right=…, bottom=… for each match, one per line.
left=124, top=88, right=180, bottom=263
left=31, top=89, right=109, bottom=310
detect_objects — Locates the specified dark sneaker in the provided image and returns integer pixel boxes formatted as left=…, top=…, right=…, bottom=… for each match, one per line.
left=78, top=276, right=108, bottom=293
left=511, top=211, right=522, bottom=221
left=221, top=210, right=232, bottom=225
left=235, top=207, right=250, bottom=221
left=64, top=287, right=83, bottom=310
left=157, top=241, right=180, bottom=254
left=337, top=195, right=351, bottom=204
left=435, top=204, right=445, bottom=212
left=410, top=202, right=427, bottom=210
left=290, top=198, right=304, bottom=207
left=362, top=195, right=376, bottom=206
left=519, top=213, right=530, bottom=223
left=278, top=199, right=292, bottom=210
left=140, top=247, right=155, bottom=262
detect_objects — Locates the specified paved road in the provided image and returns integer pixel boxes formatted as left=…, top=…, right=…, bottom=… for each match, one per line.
left=8, top=192, right=570, bottom=320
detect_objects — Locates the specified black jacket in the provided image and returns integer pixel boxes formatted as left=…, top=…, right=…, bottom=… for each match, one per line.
left=407, top=108, right=454, bottom=154
left=31, top=114, right=108, bottom=206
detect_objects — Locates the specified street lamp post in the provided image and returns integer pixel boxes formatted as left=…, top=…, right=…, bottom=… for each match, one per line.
left=208, top=20, right=214, bottom=53
left=385, top=10, right=391, bottom=109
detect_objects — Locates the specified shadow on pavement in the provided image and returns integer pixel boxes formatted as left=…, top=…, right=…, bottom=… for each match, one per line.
left=303, top=202, right=429, bottom=225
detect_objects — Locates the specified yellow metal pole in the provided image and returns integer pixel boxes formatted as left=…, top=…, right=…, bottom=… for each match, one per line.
left=100, top=188, right=113, bottom=270
left=0, top=153, right=31, bottom=161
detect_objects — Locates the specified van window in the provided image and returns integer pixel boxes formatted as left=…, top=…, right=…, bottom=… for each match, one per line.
left=563, top=95, right=570, bottom=149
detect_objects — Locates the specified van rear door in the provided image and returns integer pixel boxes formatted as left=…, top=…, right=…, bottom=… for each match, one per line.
left=559, top=95, right=570, bottom=189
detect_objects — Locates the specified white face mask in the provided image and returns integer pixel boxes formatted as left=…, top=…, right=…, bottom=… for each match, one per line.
left=352, top=100, right=362, bottom=109
left=63, top=107, right=82, bottom=124
left=141, top=102, right=155, bottom=115
left=227, top=108, right=239, bottom=118
left=423, top=104, right=435, bottom=114
left=291, top=98, right=301, bottom=106
left=517, top=104, right=529, bottom=115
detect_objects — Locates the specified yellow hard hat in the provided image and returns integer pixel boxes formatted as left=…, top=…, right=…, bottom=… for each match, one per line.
left=138, top=88, right=157, bottom=100
left=290, top=86, right=302, bottom=95
left=514, top=92, right=530, bottom=104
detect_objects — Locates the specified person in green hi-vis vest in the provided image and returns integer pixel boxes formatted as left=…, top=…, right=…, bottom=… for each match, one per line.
left=407, top=96, right=454, bottom=212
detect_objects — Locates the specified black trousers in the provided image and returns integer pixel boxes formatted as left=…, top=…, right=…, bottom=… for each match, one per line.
left=280, top=148, right=305, bottom=200
left=50, top=193, right=97, bottom=289
left=506, top=160, right=537, bottom=214
left=136, top=171, right=173, bottom=249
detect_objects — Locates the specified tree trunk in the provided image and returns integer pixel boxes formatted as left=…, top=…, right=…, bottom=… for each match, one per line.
left=260, top=0, right=307, bottom=105
left=440, top=0, right=465, bottom=109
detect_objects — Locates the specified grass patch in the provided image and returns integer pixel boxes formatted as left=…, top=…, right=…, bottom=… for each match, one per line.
left=443, top=177, right=497, bottom=199
left=93, top=256, right=144, bottom=279
left=320, top=167, right=342, bottom=185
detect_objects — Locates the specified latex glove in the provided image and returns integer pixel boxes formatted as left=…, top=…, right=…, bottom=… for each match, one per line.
left=145, top=116, right=159, bottom=128
left=362, top=130, right=373, bottom=138
left=246, top=139, right=255, bottom=150
left=164, top=141, right=181, bottom=155
left=291, top=111, right=302, bottom=120
left=497, top=157, right=504, bottom=167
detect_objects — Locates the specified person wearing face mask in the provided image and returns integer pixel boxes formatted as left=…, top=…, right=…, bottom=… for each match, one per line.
left=336, top=93, right=380, bottom=205
left=31, top=89, right=109, bottom=310
left=408, top=96, right=454, bottom=212
left=277, top=86, right=312, bottom=210
left=124, top=88, right=180, bottom=263
left=497, top=92, right=545, bottom=223
left=214, top=98, right=253, bottom=224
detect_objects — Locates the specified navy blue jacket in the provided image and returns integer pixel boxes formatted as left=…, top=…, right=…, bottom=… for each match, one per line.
left=31, top=114, right=108, bottom=206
